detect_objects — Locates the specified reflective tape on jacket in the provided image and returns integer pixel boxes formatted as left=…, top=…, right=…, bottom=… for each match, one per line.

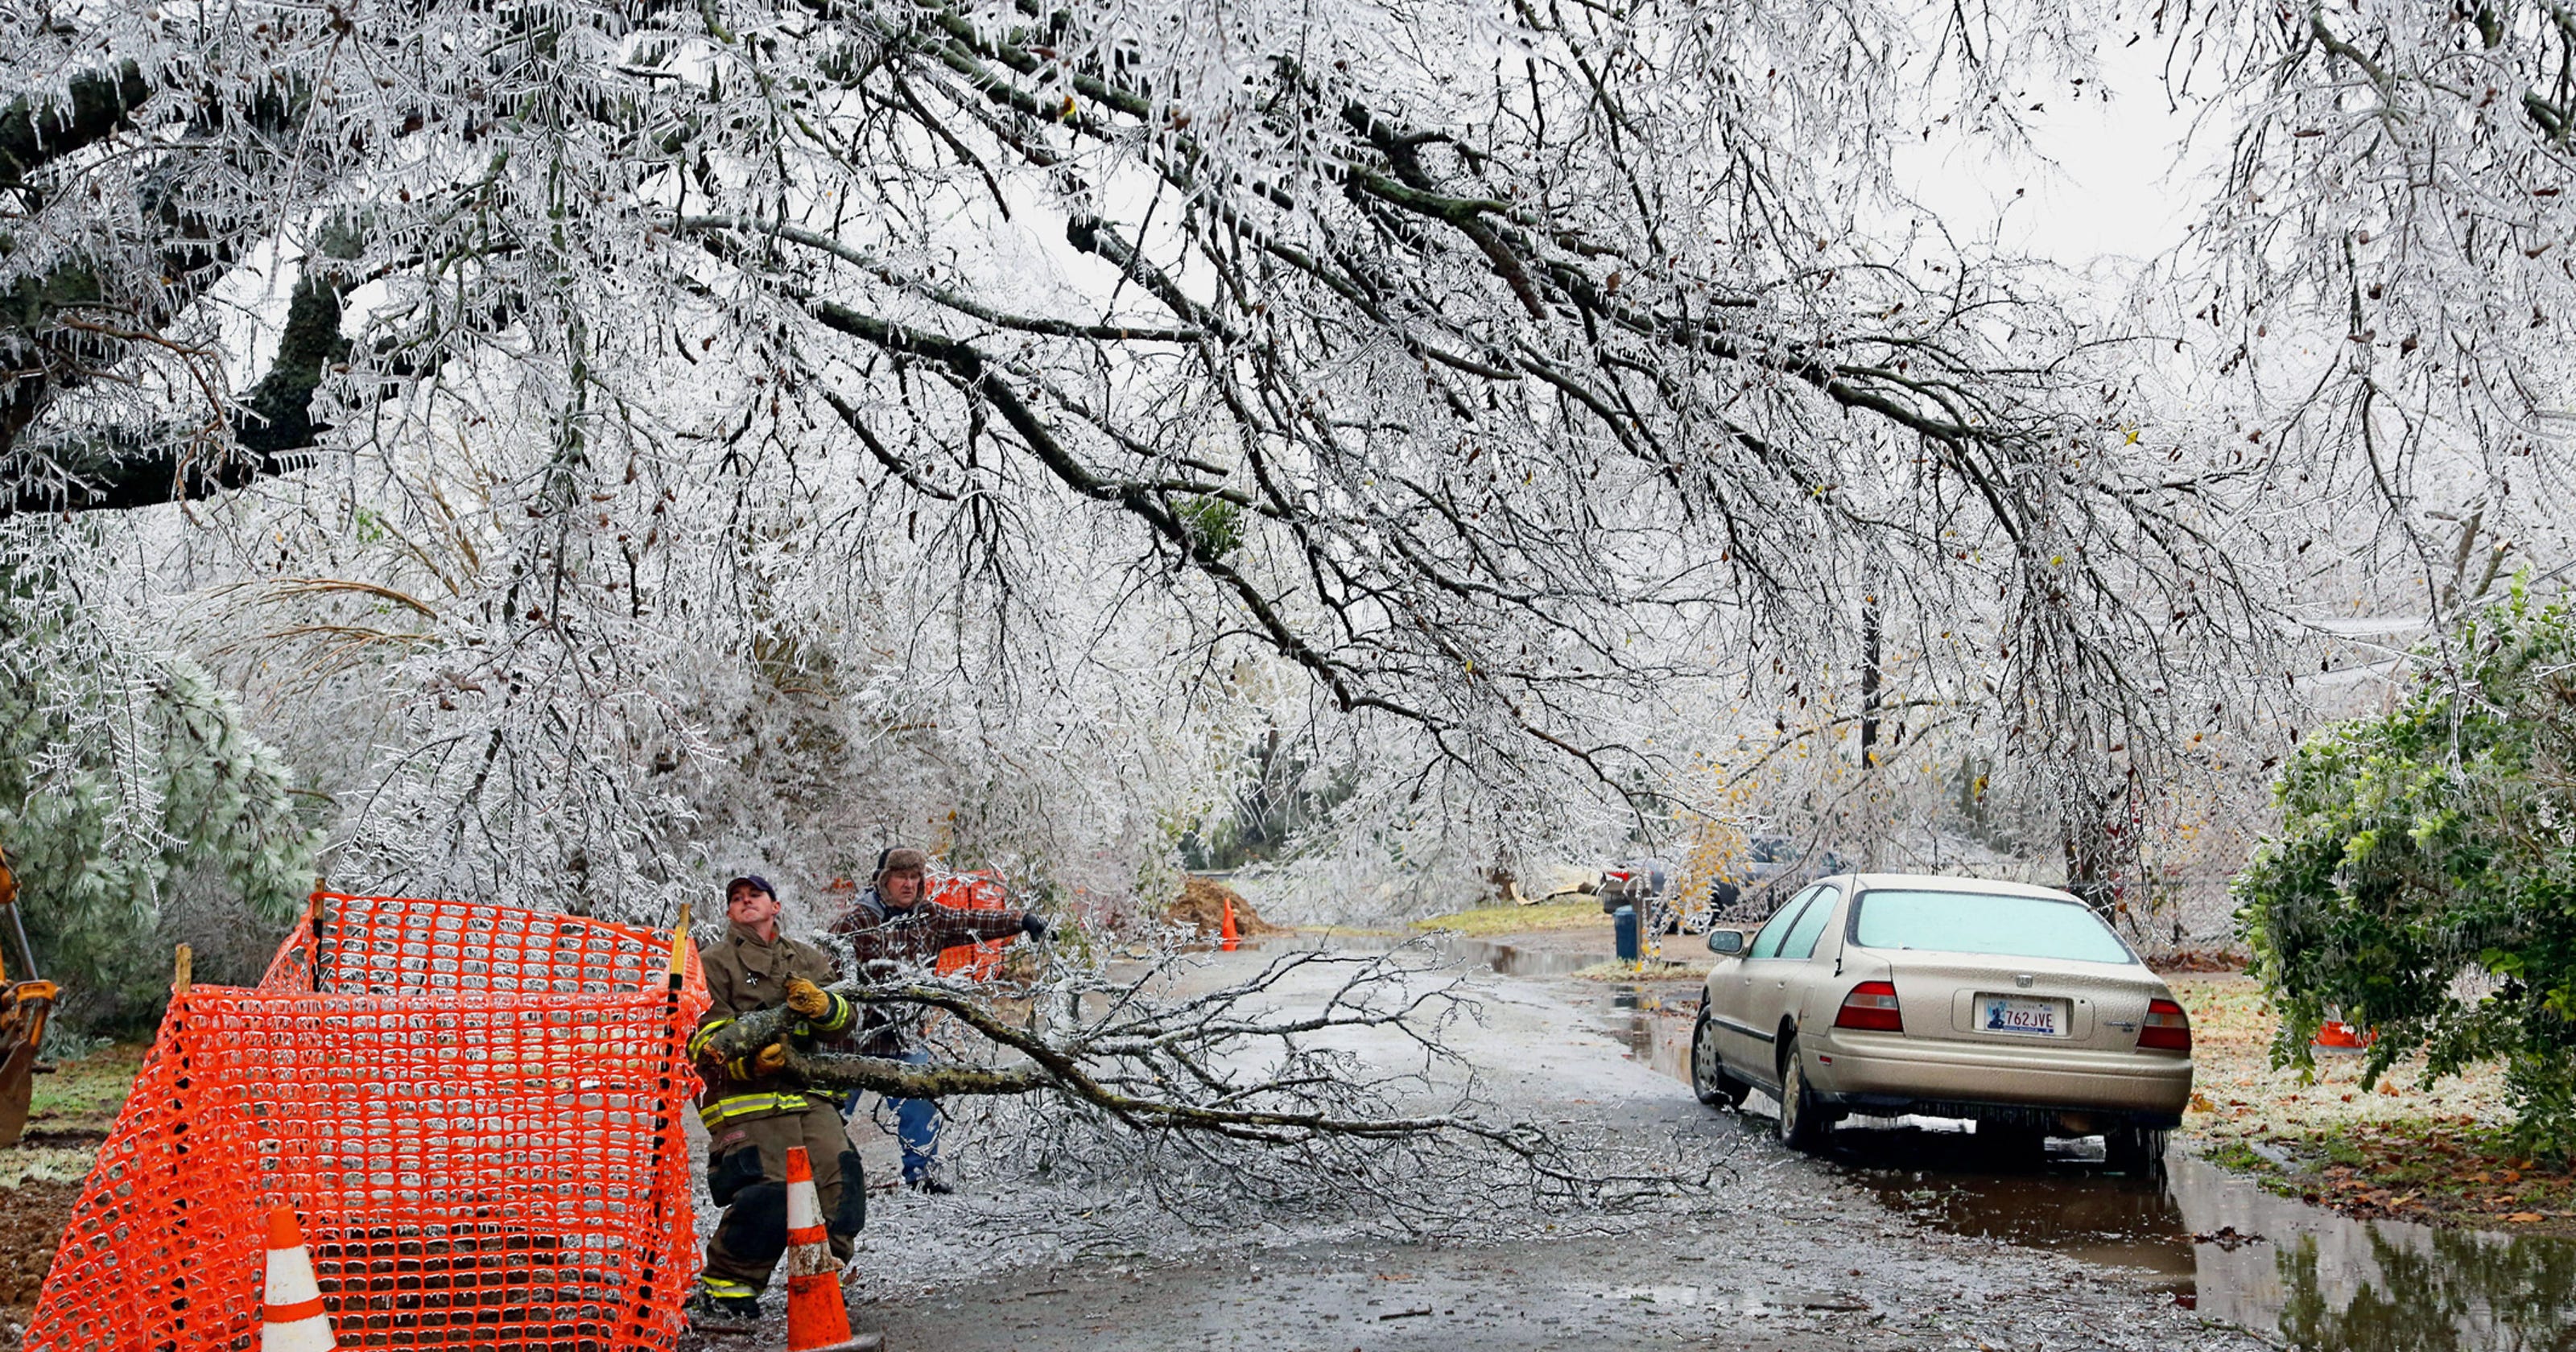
left=688, top=1016, right=734, bottom=1059
left=810, top=991, right=856, bottom=1034
left=699, top=1091, right=812, bottom=1127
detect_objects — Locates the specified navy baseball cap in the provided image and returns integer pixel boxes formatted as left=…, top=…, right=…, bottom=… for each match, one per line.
left=724, top=875, right=775, bottom=899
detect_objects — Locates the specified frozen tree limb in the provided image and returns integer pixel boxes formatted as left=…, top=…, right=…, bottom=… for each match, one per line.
left=701, top=942, right=1688, bottom=1200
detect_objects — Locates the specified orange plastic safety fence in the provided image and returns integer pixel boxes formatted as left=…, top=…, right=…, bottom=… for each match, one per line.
left=29, top=895, right=709, bottom=1352
left=925, top=871, right=1016, bottom=979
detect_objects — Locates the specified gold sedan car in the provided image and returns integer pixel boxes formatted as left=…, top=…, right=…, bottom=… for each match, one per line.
left=1689, top=874, right=2193, bottom=1168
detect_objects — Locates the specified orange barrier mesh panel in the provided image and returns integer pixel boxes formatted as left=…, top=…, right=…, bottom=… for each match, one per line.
left=31, top=895, right=708, bottom=1352
left=926, top=871, right=1016, bottom=979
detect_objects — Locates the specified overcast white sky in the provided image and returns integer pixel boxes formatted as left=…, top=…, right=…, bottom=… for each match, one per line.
left=1896, top=31, right=2212, bottom=276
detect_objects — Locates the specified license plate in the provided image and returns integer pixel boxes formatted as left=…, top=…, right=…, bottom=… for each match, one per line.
left=1977, top=995, right=2067, bottom=1037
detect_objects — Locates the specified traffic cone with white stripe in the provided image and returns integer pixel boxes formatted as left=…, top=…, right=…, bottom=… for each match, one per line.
left=261, top=1204, right=337, bottom=1352
left=2315, top=1009, right=2374, bottom=1053
left=781, top=1147, right=869, bottom=1352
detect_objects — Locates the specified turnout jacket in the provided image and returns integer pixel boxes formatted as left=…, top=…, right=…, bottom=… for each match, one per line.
left=828, top=887, right=1029, bottom=1058
left=687, top=920, right=857, bottom=1129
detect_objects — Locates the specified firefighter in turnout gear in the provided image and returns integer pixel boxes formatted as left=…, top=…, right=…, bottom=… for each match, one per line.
left=685, top=875, right=867, bottom=1332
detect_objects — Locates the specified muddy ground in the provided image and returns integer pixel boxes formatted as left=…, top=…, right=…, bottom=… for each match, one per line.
left=1, top=1042, right=135, bottom=1347
left=0, top=1181, right=78, bottom=1341
left=851, top=1206, right=2216, bottom=1352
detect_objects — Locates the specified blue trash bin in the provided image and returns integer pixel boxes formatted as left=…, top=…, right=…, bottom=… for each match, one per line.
left=1613, top=905, right=1640, bottom=962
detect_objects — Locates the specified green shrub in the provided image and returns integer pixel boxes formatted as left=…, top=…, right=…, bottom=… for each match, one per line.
left=2237, top=584, right=2576, bottom=1157
left=2, top=541, right=318, bottom=1030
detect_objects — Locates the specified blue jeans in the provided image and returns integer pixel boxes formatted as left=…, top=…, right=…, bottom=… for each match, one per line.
left=846, top=1046, right=940, bottom=1180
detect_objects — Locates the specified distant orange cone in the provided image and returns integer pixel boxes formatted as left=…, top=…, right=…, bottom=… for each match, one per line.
left=1219, top=896, right=1240, bottom=951
left=782, top=1148, right=865, bottom=1352
left=262, top=1204, right=337, bottom=1352
left=2314, top=1011, right=2373, bottom=1053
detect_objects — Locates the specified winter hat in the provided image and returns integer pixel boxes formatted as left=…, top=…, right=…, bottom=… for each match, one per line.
left=875, top=848, right=928, bottom=880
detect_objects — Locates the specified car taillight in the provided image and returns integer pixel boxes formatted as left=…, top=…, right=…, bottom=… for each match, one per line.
left=1834, top=980, right=1903, bottom=1033
left=2140, top=998, right=2191, bottom=1052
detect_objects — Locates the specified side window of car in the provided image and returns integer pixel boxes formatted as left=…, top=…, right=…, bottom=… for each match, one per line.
left=1748, top=887, right=1820, bottom=959
left=1779, top=887, right=1840, bottom=960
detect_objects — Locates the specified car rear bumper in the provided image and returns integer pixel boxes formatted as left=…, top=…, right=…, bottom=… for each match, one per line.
left=1806, top=1029, right=2191, bottom=1124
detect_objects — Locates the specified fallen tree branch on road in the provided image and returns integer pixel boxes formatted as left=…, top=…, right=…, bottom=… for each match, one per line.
left=700, top=939, right=1714, bottom=1214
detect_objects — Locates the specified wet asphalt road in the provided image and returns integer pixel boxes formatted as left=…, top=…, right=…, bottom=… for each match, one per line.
left=852, top=1192, right=2248, bottom=1351
left=712, top=942, right=2268, bottom=1352
left=865, top=1228, right=1964, bottom=1351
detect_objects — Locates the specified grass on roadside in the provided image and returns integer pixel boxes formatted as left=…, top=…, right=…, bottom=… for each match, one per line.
left=4, top=1041, right=143, bottom=1190
left=2225, top=1119, right=2576, bottom=1224
left=2172, top=975, right=2576, bottom=1233
left=2203, top=1138, right=2277, bottom=1177
left=24, top=1042, right=143, bottom=1136
left=1412, top=899, right=1608, bottom=937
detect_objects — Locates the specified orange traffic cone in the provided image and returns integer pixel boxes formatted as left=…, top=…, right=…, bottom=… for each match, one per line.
left=1220, top=896, right=1240, bottom=951
left=782, top=1148, right=867, bottom=1352
left=2314, top=1016, right=2372, bottom=1053
left=262, top=1204, right=337, bottom=1352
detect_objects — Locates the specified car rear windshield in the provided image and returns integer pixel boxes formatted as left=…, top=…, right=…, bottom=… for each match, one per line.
left=1849, top=890, right=2135, bottom=964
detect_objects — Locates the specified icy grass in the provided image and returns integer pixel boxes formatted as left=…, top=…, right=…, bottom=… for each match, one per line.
left=2173, top=977, right=2576, bottom=1232
left=2, top=1042, right=143, bottom=1188
left=2176, top=976, right=2512, bottom=1137
left=1410, top=900, right=1608, bottom=937
left=22, top=1041, right=142, bottom=1137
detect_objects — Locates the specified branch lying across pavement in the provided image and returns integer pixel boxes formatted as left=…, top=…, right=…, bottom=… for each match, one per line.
left=700, top=939, right=1713, bottom=1203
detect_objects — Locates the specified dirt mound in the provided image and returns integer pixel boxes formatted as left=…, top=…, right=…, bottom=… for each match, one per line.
left=1, top=1179, right=79, bottom=1342
left=1167, top=876, right=1284, bottom=938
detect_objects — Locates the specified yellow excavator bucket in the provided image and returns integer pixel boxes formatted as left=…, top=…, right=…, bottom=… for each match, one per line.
left=0, top=846, right=56, bottom=1148
left=0, top=979, right=56, bottom=1148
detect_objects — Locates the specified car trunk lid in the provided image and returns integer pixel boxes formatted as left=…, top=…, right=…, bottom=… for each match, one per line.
left=1860, top=950, right=2169, bottom=1053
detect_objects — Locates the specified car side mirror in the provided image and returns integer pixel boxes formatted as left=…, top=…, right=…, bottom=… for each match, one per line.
left=1706, top=929, right=1746, bottom=956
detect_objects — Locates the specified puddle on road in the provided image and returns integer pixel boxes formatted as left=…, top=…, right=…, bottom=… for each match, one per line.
left=1596, top=987, right=2576, bottom=1352
left=1252, top=932, right=1607, bottom=979
left=1592, top=986, right=1694, bottom=1082
left=1455, top=939, right=1603, bottom=979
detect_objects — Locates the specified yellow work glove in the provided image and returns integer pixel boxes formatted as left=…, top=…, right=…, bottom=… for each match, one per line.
left=785, top=976, right=832, bottom=1019
left=753, top=1041, right=791, bottom=1075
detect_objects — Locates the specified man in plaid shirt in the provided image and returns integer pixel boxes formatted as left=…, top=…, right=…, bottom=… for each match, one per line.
left=830, top=847, right=1046, bottom=1193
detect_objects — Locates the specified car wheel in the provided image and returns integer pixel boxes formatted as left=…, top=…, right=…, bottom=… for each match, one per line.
left=2104, top=1126, right=2168, bottom=1175
left=1773, top=1036, right=1827, bottom=1150
left=1690, top=1009, right=1749, bottom=1110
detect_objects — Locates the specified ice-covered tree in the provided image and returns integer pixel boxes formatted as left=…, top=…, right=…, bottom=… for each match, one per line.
left=2178, top=1, right=2576, bottom=617
left=0, top=526, right=317, bottom=1027
left=10, top=0, right=2304, bottom=909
